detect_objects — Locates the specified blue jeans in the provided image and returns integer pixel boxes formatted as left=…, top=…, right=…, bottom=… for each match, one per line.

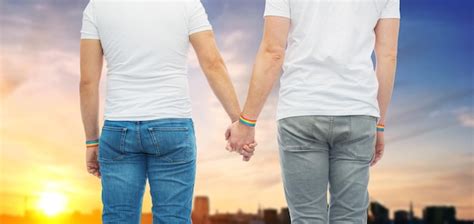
left=98, top=118, right=196, bottom=224
left=278, top=115, right=377, bottom=224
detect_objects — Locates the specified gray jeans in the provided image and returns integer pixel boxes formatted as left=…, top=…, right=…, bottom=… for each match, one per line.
left=277, top=115, right=377, bottom=224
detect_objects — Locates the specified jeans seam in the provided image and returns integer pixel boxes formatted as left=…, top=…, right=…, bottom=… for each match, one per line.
left=137, top=122, right=145, bottom=152
left=148, top=128, right=161, bottom=156
left=329, top=116, right=335, bottom=144
left=117, top=128, right=127, bottom=160
left=348, top=116, right=353, bottom=143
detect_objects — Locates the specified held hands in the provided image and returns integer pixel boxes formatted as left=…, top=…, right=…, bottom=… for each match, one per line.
left=225, top=120, right=258, bottom=162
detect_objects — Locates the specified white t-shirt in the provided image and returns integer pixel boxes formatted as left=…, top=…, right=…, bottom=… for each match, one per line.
left=81, top=0, right=212, bottom=121
left=264, top=0, right=400, bottom=120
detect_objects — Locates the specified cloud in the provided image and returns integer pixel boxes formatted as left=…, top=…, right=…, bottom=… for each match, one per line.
left=0, top=56, right=29, bottom=97
left=458, top=113, right=474, bottom=127
left=454, top=107, right=474, bottom=128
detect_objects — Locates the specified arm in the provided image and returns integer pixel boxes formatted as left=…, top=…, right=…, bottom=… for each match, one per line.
left=79, top=39, right=103, bottom=177
left=241, top=16, right=290, bottom=120
left=371, top=18, right=400, bottom=166
left=190, top=31, right=241, bottom=122
left=227, top=16, right=290, bottom=152
left=374, top=18, right=400, bottom=125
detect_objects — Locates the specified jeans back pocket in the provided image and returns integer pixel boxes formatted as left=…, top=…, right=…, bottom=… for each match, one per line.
left=343, top=116, right=377, bottom=161
left=148, top=126, right=195, bottom=163
left=99, top=126, right=128, bottom=162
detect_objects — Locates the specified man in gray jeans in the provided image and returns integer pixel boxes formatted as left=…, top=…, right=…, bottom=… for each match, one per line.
left=227, top=0, right=400, bottom=223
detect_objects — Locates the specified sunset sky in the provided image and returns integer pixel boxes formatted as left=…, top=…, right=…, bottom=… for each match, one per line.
left=1, top=0, right=473, bottom=220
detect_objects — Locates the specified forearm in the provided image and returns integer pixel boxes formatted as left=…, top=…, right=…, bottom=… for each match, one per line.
left=80, top=82, right=100, bottom=141
left=241, top=48, right=284, bottom=120
left=203, top=60, right=241, bottom=122
left=80, top=39, right=103, bottom=142
left=376, top=56, right=397, bottom=125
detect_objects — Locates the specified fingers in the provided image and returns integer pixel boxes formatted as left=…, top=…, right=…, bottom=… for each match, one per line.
left=226, top=142, right=234, bottom=152
left=240, top=145, right=254, bottom=157
left=248, top=142, right=258, bottom=148
left=242, top=155, right=251, bottom=162
left=87, top=163, right=101, bottom=178
left=225, top=127, right=231, bottom=140
left=370, top=145, right=384, bottom=167
left=86, top=148, right=101, bottom=178
left=370, top=155, right=381, bottom=166
left=244, top=142, right=258, bottom=154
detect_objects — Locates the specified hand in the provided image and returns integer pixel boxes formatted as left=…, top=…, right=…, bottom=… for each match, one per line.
left=86, top=146, right=101, bottom=178
left=241, top=143, right=258, bottom=161
left=226, top=121, right=255, bottom=151
left=225, top=121, right=257, bottom=161
left=370, top=131, right=385, bottom=166
left=226, top=142, right=258, bottom=161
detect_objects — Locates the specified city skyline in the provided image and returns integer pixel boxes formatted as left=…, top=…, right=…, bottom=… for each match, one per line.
left=1, top=0, right=473, bottom=221
left=1, top=195, right=472, bottom=224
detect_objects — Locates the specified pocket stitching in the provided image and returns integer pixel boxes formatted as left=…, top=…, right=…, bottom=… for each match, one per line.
left=119, top=128, right=127, bottom=157
left=281, top=145, right=326, bottom=152
left=148, top=127, right=193, bottom=162
left=148, top=128, right=160, bottom=155
left=99, top=127, right=127, bottom=161
left=103, top=126, right=127, bottom=132
left=149, top=127, right=189, bottom=132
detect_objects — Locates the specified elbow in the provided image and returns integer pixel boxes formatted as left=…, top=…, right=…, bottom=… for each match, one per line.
left=376, top=54, right=397, bottom=65
left=382, top=53, right=398, bottom=64
left=79, top=78, right=99, bottom=91
left=376, top=49, right=398, bottom=64
left=201, top=56, right=225, bottom=73
left=263, top=44, right=286, bottom=62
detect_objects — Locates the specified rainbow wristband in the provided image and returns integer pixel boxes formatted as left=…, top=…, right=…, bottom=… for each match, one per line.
left=239, top=115, right=256, bottom=127
left=86, top=139, right=99, bottom=148
left=376, top=124, right=385, bottom=132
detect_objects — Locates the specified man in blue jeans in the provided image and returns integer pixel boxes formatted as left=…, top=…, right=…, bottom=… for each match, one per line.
left=228, top=0, right=400, bottom=223
left=79, top=0, right=254, bottom=223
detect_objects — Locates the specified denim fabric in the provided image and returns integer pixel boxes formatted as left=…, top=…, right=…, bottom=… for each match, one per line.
left=277, top=115, right=377, bottom=224
left=98, top=118, right=196, bottom=224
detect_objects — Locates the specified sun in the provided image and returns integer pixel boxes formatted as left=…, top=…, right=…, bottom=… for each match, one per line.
left=37, top=191, right=68, bottom=216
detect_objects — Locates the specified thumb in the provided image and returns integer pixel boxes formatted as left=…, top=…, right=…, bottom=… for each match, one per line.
left=225, top=127, right=231, bottom=140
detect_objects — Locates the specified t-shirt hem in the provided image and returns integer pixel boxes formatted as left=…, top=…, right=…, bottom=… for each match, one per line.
left=263, top=13, right=290, bottom=19
left=104, top=114, right=193, bottom=121
left=276, top=110, right=380, bottom=121
left=189, top=25, right=213, bottom=35
left=80, top=34, right=100, bottom=40
left=379, top=15, right=401, bottom=19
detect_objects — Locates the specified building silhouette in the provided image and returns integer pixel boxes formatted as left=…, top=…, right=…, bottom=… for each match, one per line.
left=409, top=201, right=415, bottom=221
left=394, top=210, right=409, bottom=224
left=210, top=210, right=263, bottom=224
left=279, top=207, right=290, bottom=224
left=263, top=209, right=278, bottom=224
left=369, top=201, right=390, bottom=224
left=423, top=206, right=456, bottom=224
left=192, top=196, right=211, bottom=224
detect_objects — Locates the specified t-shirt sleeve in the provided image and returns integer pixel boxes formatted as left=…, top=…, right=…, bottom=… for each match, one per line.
left=81, top=1, right=100, bottom=39
left=187, top=0, right=213, bottom=35
left=263, top=0, right=290, bottom=19
left=380, top=0, right=400, bottom=19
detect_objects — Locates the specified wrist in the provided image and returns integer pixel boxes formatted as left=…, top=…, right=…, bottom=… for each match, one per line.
left=239, top=114, right=257, bottom=128
left=230, top=115, right=240, bottom=123
left=376, top=124, right=385, bottom=132
left=237, top=121, right=255, bottom=130
left=86, top=138, right=99, bottom=148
